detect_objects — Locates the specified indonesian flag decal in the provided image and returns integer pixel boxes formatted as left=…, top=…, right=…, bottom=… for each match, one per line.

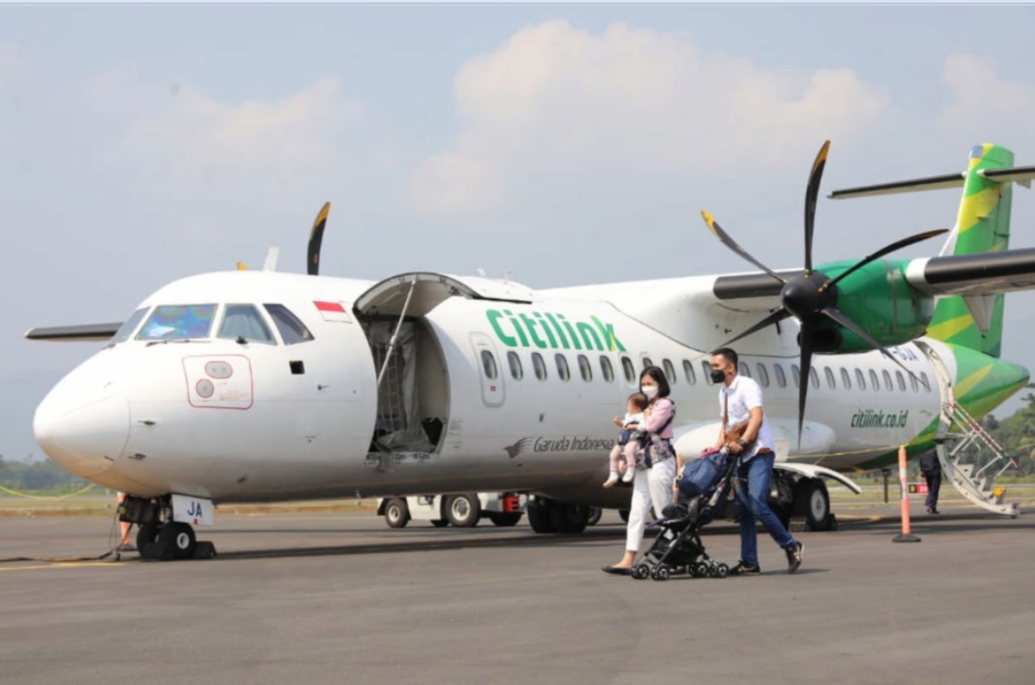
left=314, top=301, right=352, bottom=323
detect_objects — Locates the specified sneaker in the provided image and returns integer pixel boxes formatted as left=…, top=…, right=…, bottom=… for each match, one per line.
left=621, top=468, right=635, bottom=483
left=603, top=472, right=619, bottom=488
left=785, top=541, right=804, bottom=573
left=729, top=560, right=760, bottom=576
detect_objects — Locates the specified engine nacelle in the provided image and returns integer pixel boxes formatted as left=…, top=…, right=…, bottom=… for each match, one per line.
left=810, top=258, right=933, bottom=353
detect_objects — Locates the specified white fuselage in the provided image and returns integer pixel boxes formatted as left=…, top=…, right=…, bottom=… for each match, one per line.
left=33, top=270, right=950, bottom=509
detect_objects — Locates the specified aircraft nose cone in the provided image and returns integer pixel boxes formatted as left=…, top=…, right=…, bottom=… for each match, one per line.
left=34, top=392, right=129, bottom=479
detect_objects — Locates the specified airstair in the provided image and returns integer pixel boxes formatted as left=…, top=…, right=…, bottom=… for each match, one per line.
left=935, top=399, right=1021, bottom=517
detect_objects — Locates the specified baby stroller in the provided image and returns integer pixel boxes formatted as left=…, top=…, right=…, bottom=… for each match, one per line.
left=630, top=449, right=739, bottom=581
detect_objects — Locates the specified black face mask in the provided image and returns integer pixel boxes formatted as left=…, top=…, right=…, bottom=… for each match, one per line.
left=710, top=368, right=726, bottom=384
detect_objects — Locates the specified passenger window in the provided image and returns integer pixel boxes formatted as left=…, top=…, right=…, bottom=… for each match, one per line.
left=218, top=304, right=276, bottom=344
left=532, top=353, right=548, bottom=381
left=774, top=364, right=787, bottom=388
left=791, top=364, right=801, bottom=388
left=882, top=370, right=893, bottom=391
left=481, top=350, right=498, bottom=379
left=855, top=369, right=866, bottom=391
left=643, top=357, right=653, bottom=370
left=264, top=304, right=315, bottom=344
left=810, top=367, right=820, bottom=389
left=663, top=359, right=676, bottom=384
left=740, top=362, right=752, bottom=379
left=910, top=373, right=919, bottom=392
left=840, top=368, right=851, bottom=390
left=869, top=370, right=880, bottom=391
left=600, top=356, right=614, bottom=383
left=556, top=354, right=571, bottom=381
left=683, top=360, right=697, bottom=385
left=508, top=351, right=523, bottom=380
left=621, top=357, right=636, bottom=383
left=702, top=361, right=714, bottom=385
left=920, top=372, right=932, bottom=392
left=111, top=307, right=150, bottom=344
left=578, top=354, right=593, bottom=382
left=137, top=304, right=217, bottom=341
left=896, top=370, right=907, bottom=392
left=825, top=367, right=836, bottom=389
left=756, top=363, right=770, bottom=388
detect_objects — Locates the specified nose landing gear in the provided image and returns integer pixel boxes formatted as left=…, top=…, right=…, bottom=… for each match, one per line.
left=121, top=496, right=217, bottom=561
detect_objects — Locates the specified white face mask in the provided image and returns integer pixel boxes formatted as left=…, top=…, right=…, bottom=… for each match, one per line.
left=641, top=385, right=659, bottom=399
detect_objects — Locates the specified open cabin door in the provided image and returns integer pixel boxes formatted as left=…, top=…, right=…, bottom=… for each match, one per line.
left=354, top=273, right=533, bottom=466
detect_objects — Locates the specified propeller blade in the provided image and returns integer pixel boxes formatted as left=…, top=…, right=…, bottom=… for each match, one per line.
left=714, top=309, right=792, bottom=351
left=700, top=210, right=786, bottom=285
left=796, top=329, right=815, bottom=451
left=804, top=140, right=831, bottom=273
left=307, top=201, right=331, bottom=276
left=825, top=228, right=949, bottom=289
left=820, top=306, right=920, bottom=381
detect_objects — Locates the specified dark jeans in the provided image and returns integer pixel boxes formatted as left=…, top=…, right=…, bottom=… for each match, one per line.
left=735, top=453, right=795, bottom=566
left=922, top=469, right=941, bottom=510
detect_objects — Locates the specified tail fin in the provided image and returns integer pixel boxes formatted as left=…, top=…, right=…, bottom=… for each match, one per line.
left=927, top=144, right=1015, bottom=357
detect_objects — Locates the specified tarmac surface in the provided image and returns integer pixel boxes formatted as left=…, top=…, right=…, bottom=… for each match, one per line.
left=1, top=502, right=1033, bottom=685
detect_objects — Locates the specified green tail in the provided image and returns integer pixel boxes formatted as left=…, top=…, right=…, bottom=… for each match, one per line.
left=926, top=144, right=1014, bottom=357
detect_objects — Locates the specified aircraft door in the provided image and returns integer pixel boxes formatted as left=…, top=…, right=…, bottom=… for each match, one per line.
left=469, top=332, right=505, bottom=408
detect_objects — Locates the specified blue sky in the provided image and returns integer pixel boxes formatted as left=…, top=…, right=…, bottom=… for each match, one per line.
left=3, top=5, right=1035, bottom=462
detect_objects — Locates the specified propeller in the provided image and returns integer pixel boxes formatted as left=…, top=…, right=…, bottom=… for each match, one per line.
left=307, top=202, right=331, bottom=276
left=701, top=140, right=948, bottom=449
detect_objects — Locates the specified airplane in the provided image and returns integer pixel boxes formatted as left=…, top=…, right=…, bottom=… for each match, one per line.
left=25, top=140, right=1035, bottom=561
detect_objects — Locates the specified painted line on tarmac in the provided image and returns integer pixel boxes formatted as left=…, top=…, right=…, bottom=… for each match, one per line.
left=0, top=561, right=126, bottom=573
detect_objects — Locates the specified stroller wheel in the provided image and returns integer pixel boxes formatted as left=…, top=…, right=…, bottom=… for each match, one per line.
left=651, top=565, right=671, bottom=581
left=691, top=562, right=708, bottom=578
left=632, top=564, right=651, bottom=580
left=715, top=563, right=729, bottom=578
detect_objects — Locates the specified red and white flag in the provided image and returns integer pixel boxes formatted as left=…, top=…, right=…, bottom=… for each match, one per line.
left=314, top=301, right=352, bottom=323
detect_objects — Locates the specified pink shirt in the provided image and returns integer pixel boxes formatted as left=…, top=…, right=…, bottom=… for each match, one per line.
left=644, top=398, right=675, bottom=438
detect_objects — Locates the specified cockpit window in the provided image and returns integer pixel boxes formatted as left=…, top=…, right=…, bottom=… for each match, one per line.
left=263, top=304, right=314, bottom=345
left=111, top=308, right=150, bottom=344
left=218, top=304, right=276, bottom=344
left=136, top=305, right=217, bottom=341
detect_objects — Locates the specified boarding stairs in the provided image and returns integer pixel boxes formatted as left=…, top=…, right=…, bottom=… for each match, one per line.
left=935, top=399, right=1020, bottom=517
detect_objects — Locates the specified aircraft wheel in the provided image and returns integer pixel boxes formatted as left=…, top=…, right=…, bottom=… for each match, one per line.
left=136, top=521, right=160, bottom=556
left=586, top=507, right=603, bottom=526
left=445, top=493, right=480, bottom=528
left=549, top=502, right=590, bottom=534
left=618, top=509, right=630, bottom=523
left=430, top=519, right=449, bottom=528
left=488, top=512, right=523, bottom=527
left=384, top=498, right=410, bottom=529
left=800, top=478, right=831, bottom=531
left=157, top=522, right=196, bottom=560
left=526, top=499, right=557, bottom=534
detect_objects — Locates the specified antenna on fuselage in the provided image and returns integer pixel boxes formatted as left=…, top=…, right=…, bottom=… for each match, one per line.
left=475, top=267, right=487, bottom=278
left=262, top=247, right=280, bottom=272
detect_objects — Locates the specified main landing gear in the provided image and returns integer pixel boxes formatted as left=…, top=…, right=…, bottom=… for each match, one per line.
left=119, top=495, right=217, bottom=561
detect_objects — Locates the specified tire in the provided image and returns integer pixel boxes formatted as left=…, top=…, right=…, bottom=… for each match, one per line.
left=618, top=509, right=630, bottom=523
left=801, top=478, right=831, bottom=531
left=488, top=512, right=523, bottom=527
left=384, top=498, right=410, bottom=529
left=445, top=493, right=480, bottom=528
left=430, top=519, right=449, bottom=528
left=527, top=500, right=557, bottom=534
left=586, top=508, right=603, bottom=526
left=632, top=564, right=651, bottom=580
left=157, top=522, right=196, bottom=560
left=136, top=521, right=160, bottom=554
left=549, top=502, right=590, bottom=534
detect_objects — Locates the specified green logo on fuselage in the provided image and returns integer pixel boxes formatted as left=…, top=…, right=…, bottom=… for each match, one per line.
left=485, top=309, right=626, bottom=352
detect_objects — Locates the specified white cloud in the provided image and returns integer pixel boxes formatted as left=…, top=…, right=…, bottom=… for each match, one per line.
left=407, top=20, right=889, bottom=219
left=938, top=53, right=1034, bottom=128
left=83, top=71, right=364, bottom=180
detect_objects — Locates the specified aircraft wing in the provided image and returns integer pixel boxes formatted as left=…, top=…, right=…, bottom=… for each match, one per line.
left=711, top=248, right=1035, bottom=306
left=24, top=323, right=122, bottom=342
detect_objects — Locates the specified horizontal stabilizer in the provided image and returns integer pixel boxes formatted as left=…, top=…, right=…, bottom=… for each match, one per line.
left=830, top=166, right=1035, bottom=200
left=24, top=323, right=122, bottom=342
left=905, top=247, right=1035, bottom=297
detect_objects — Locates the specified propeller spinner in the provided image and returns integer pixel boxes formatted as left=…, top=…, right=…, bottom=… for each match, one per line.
left=701, top=140, right=948, bottom=449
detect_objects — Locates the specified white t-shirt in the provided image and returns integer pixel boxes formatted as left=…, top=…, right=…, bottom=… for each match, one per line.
left=622, top=412, right=645, bottom=429
left=718, top=374, right=774, bottom=460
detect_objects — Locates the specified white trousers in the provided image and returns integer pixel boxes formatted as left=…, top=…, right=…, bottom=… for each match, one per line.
left=625, top=457, right=676, bottom=552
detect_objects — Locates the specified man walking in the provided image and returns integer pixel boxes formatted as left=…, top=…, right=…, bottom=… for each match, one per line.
left=919, top=451, right=941, bottom=514
left=710, top=348, right=804, bottom=574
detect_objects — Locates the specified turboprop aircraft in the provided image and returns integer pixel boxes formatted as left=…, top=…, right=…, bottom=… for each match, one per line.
left=26, top=140, right=1035, bottom=561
